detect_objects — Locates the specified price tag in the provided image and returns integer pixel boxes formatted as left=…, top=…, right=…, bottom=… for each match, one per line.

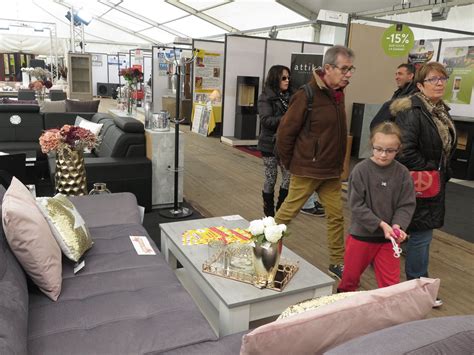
left=381, top=24, right=414, bottom=57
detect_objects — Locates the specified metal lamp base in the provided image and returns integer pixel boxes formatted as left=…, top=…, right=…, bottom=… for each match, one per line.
left=159, top=206, right=193, bottom=219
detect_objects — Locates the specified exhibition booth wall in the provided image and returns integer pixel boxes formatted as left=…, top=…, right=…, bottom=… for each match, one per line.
left=221, top=34, right=330, bottom=139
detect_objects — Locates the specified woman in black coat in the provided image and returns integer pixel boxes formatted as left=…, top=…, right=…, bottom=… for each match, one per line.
left=257, top=65, right=293, bottom=216
left=391, top=62, right=456, bottom=306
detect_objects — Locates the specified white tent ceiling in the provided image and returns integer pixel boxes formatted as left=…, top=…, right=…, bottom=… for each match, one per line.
left=0, top=0, right=473, bottom=55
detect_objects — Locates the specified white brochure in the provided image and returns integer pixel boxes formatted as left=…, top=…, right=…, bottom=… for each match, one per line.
left=130, top=236, right=156, bottom=255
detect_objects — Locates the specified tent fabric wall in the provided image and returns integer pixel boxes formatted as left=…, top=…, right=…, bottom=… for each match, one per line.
left=0, top=34, right=68, bottom=56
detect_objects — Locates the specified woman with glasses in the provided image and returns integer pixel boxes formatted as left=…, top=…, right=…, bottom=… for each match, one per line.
left=257, top=65, right=294, bottom=216
left=390, top=62, right=457, bottom=307
left=257, top=66, right=325, bottom=217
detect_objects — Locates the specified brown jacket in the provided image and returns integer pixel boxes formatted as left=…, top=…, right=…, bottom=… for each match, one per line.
left=276, top=70, right=347, bottom=179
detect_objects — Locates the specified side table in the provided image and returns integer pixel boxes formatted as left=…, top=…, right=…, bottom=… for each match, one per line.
left=146, top=128, right=183, bottom=207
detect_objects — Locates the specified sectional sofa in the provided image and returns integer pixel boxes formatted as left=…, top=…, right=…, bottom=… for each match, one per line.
left=0, top=187, right=472, bottom=354
left=0, top=103, right=151, bottom=210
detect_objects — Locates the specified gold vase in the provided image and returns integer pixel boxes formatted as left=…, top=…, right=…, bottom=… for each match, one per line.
left=252, top=240, right=282, bottom=288
left=55, top=149, right=87, bottom=196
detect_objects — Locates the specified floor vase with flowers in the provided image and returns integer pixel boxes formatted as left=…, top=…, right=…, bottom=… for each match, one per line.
left=252, top=240, right=282, bottom=288
left=55, top=148, right=87, bottom=196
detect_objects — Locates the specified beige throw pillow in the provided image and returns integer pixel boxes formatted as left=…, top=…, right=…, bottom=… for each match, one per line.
left=2, top=177, right=62, bottom=301
left=240, top=278, right=440, bottom=355
left=40, top=100, right=66, bottom=113
left=36, top=194, right=93, bottom=262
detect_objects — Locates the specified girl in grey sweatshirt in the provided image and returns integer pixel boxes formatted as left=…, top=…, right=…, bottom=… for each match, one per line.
left=338, top=122, right=416, bottom=292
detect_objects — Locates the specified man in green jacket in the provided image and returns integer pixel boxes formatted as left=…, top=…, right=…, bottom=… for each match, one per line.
left=275, top=45, right=355, bottom=280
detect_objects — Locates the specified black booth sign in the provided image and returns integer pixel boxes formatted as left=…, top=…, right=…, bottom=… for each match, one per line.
left=290, top=53, right=323, bottom=89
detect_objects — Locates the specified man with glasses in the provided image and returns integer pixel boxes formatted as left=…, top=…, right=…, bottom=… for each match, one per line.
left=370, top=63, right=417, bottom=129
left=274, top=45, right=355, bottom=280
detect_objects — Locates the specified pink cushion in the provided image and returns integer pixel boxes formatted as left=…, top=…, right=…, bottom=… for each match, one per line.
left=240, top=278, right=439, bottom=355
left=2, top=177, right=62, bottom=301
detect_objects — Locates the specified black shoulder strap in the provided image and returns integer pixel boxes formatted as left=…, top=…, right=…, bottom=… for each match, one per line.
left=301, top=83, right=314, bottom=132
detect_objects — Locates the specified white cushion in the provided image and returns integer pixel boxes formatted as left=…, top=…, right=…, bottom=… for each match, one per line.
left=75, top=116, right=103, bottom=136
left=74, top=116, right=103, bottom=153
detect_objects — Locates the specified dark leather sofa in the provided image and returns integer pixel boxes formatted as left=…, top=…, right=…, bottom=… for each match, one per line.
left=0, top=104, right=151, bottom=210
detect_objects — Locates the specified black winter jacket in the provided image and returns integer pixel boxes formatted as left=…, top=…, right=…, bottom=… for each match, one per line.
left=391, top=95, right=456, bottom=232
left=257, top=87, right=292, bottom=154
left=370, top=81, right=418, bottom=130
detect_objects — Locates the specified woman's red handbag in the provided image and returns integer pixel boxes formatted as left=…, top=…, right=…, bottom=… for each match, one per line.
left=409, top=170, right=441, bottom=198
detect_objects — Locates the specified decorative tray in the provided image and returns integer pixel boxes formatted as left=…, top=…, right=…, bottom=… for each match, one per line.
left=202, top=250, right=299, bottom=292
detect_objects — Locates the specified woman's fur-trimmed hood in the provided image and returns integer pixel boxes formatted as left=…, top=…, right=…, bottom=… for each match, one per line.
left=390, top=96, right=412, bottom=116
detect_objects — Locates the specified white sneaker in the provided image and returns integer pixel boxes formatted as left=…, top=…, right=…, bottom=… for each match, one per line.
left=433, top=298, right=443, bottom=308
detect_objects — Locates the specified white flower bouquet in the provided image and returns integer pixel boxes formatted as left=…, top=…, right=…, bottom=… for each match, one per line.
left=248, top=217, right=288, bottom=245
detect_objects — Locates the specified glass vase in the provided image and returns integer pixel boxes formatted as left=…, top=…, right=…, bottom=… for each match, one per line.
left=89, top=182, right=111, bottom=195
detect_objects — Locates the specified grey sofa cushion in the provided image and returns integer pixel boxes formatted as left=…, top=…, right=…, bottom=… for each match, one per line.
left=28, top=223, right=217, bottom=354
left=326, top=316, right=474, bottom=355
left=65, top=99, right=100, bottom=113
left=68, top=192, right=141, bottom=228
left=0, top=185, right=29, bottom=355
left=95, top=119, right=146, bottom=158
left=161, top=332, right=246, bottom=355
left=114, top=116, right=144, bottom=133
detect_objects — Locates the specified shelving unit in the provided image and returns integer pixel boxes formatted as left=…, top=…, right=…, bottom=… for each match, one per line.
left=68, top=53, right=92, bottom=100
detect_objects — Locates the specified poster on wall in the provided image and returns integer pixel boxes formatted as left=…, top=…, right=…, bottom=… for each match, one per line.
left=191, top=103, right=211, bottom=136
left=408, top=39, right=435, bottom=68
left=193, top=49, right=223, bottom=104
left=290, top=53, right=323, bottom=89
left=442, top=46, right=474, bottom=105
left=381, top=24, right=415, bottom=57
left=157, top=51, right=169, bottom=76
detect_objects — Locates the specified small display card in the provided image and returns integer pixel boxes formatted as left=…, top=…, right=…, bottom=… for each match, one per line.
left=130, top=236, right=156, bottom=255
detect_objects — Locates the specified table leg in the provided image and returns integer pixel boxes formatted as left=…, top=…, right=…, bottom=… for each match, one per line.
left=218, top=302, right=250, bottom=337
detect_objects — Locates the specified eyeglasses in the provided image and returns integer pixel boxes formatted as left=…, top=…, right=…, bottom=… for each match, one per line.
left=281, top=76, right=290, bottom=81
left=423, top=76, right=449, bottom=85
left=331, top=65, right=356, bottom=74
left=373, top=146, right=399, bottom=155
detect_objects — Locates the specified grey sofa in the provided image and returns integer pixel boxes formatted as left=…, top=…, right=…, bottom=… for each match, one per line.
left=1, top=189, right=472, bottom=354
left=0, top=190, right=229, bottom=354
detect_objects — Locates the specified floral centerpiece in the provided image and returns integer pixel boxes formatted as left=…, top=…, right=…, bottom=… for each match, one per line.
left=39, top=125, right=97, bottom=154
left=39, top=125, right=98, bottom=196
left=119, top=67, right=143, bottom=114
left=248, top=217, right=288, bottom=288
left=27, top=67, right=52, bottom=101
left=249, top=216, right=287, bottom=245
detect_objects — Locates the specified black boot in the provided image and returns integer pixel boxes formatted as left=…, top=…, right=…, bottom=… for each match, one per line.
left=262, top=191, right=275, bottom=217
left=275, top=188, right=289, bottom=212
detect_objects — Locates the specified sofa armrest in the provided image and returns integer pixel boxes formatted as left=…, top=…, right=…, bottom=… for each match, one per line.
left=49, top=157, right=152, bottom=211
left=68, top=193, right=141, bottom=228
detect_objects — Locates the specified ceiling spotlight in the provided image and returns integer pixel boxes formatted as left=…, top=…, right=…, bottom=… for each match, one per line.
left=65, top=9, right=92, bottom=26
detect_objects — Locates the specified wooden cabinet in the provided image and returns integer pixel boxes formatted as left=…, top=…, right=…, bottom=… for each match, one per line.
left=68, top=53, right=92, bottom=100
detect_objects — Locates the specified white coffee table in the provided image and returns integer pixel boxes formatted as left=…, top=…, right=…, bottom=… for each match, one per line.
left=160, top=216, right=334, bottom=336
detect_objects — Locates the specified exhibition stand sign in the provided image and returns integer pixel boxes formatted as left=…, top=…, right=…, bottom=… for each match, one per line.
left=381, top=24, right=415, bottom=57
left=290, top=53, right=323, bottom=89
left=442, top=45, right=474, bottom=105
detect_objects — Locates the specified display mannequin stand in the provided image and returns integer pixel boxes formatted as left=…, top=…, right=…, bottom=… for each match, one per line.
left=159, top=48, right=195, bottom=219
